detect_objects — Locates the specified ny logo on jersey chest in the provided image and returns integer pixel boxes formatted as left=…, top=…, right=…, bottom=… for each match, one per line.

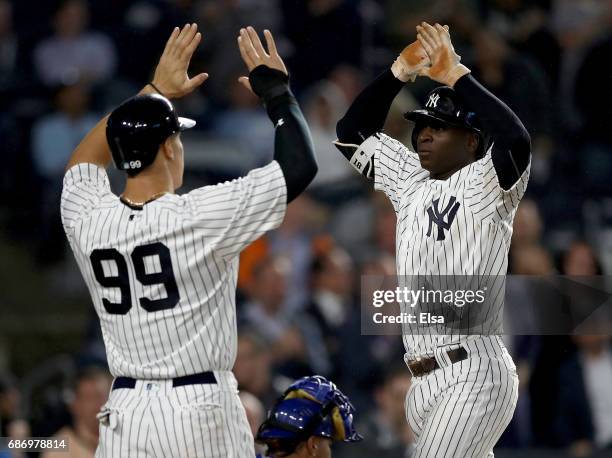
left=426, top=196, right=461, bottom=241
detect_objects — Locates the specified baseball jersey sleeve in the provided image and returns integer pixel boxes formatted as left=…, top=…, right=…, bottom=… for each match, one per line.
left=371, top=133, right=421, bottom=212
left=186, top=160, right=287, bottom=259
left=61, top=163, right=111, bottom=236
left=474, top=147, right=531, bottom=221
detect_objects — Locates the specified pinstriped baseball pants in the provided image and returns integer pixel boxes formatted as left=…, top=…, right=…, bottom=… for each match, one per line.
left=95, top=371, right=254, bottom=458
left=405, top=336, right=519, bottom=458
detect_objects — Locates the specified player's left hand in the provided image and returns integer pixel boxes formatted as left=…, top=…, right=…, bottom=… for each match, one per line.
left=151, top=23, right=209, bottom=99
left=237, top=27, right=287, bottom=93
left=416, top=22, right=471, bottom=87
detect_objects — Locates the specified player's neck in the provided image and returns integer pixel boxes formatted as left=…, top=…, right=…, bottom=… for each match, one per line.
left=123, top=168, right=175, bottom=203
left=430, top=159, right=473, bottom=180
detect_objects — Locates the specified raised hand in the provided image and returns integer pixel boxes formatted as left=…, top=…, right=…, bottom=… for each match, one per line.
left=416, top=22, right=470, bottom=87
left=151, top=23, right=209, bottom=99
left=392, top=41, right=431, bottom=82
left=237, top=26, right=287, bottom=93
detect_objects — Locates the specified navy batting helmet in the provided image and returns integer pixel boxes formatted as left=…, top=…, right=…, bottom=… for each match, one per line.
left=404, top=86, right=486, bottom=158
left=256, top=375, right=362, bottom=456
left=106, top=94, right=195, bottom=175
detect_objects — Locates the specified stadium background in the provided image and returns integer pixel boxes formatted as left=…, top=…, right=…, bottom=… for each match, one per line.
left=1, top=0, right=612, bottom=456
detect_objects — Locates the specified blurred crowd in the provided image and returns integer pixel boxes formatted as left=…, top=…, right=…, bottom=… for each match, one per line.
left=2, top=0, right=612, bottom=457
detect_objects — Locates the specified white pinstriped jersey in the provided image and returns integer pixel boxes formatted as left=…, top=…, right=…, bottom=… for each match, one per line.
left=365, top=132, right=530, bottom=359
left=61, top=161, right=286, bottom=379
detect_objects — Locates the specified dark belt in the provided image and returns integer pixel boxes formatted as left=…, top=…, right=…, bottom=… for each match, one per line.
left=406, top=347, right=468, bottom=377
left=112, top=371, right=217, bottom=390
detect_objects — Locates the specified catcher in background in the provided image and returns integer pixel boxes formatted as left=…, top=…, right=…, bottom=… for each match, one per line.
left=334, top=23, right=531, bottom=457
left=255, top=375, right=362, bottom=458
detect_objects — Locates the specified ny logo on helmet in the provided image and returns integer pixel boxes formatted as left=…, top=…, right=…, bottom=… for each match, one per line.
left=425, top=93, right=440, bottom=109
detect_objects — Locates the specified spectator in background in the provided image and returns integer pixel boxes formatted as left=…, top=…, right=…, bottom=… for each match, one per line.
left=42, top=367, right=111, bottom=458
left=470, top=27, right=554, bottom=190
left=304, top=80, right=355, bottom=196
left=303, top=246, right=354, bottom=374
left=556, top=334, right=612, bottom=456
left=374, top=193, right=397, bottom=258
left=339, top=364, right=414, bottom=458
left=382, top=89, right=419, bottom=148
left=486, top=0, right=561, bottom=89
left=335, top=254, right=404, bottom=412
left=511, top=199, right=544, bottom=250
left=327, top=65, right=364, bottom=108
left=194, top=0, right=281, bottom=102
left=239, top=391, right=266, bottom=456
left=563, top=240, right=601, bottom=276
left=241, top=256, right=330, bottom=377
left=551, top=0, right=612, bottom=134
left=233, top=331, right=279, bottom=409
left=212, top=75, right=274, bottom=166
left=32, top=82, right=96, bottom=180
left=268, top=196, right=324, bottom=311
left=507, top=199, right=555, bottom=447
left=31, top=81, right=96, bottom=263
left=0, top=373, right=30, bottom=456
left=33, top=0, right=117, bottom=86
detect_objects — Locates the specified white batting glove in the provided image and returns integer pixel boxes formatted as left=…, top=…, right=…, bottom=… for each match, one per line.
left=391, top=41, right=431, bottom=83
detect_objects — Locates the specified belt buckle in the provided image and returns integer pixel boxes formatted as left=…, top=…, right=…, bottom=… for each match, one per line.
left=404, top=354, right=413, bottom=376
left=404, top=354, right=422, bottom=377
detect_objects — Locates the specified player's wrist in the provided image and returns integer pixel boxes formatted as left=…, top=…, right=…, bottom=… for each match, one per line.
left=391, top=57, right=415, bottom=83
left=249, top=65, right=291, bottom=103
left=148, top=82, right=168, bottom=98
left=443, top=64, right=471, bottom=87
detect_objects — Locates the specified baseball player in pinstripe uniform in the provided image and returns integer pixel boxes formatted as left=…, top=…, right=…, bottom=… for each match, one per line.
left=334, top=23, right=531, bottom=457
left=60, top=23, right=317, bottom=457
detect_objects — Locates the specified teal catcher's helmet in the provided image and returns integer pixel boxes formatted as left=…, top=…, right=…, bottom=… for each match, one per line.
left=256, top=375, right=362, bottom=455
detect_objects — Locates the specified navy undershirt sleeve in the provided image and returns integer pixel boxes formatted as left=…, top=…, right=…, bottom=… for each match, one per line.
left=336, top=68, right=405, bottom=152
left=454, top=74, right=531, bottom=190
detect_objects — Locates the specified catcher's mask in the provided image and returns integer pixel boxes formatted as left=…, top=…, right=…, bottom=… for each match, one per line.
left=256, top=375, right=362, bottom=455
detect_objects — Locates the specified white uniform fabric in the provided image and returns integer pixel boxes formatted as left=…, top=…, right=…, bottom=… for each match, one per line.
left=405, top=337, right=518, bottom=458
left=96, top=371, right=252, bottom=458
left=61, top=161, right=287, bottom=457
left=363, top=132, right=529, bottom=457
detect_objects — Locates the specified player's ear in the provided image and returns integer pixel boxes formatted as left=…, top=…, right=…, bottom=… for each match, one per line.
left=305, top=436, right=317, bottom=454
left=466, top=132, right=479, bottom=156
left=162, top=134, right=177, bottom=160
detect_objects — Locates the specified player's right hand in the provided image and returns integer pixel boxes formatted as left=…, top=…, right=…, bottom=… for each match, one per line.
left=151, top=23, right=209, bottom=99
left=237, top=27, right=287, bottom=93
left=391, top=41, right=431, bottom=83
left=416, top=22, right=470, bottom=87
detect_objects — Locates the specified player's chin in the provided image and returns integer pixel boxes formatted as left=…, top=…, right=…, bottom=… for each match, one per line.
left=418, top=153, right=434, bottom=171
